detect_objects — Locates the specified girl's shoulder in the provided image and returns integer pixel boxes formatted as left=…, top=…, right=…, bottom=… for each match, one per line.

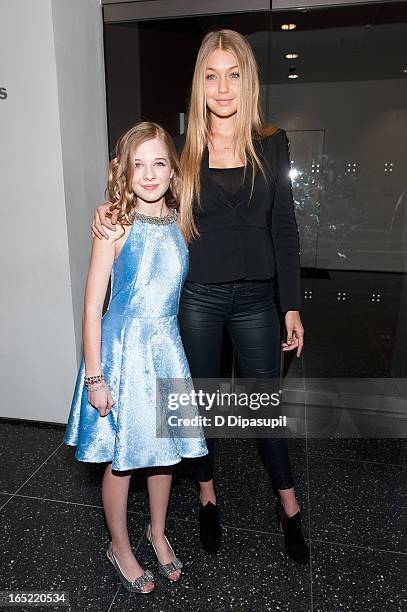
left=111, top=223, right=133, bottom=246
left=102, top=223, right=131, bottom=243
left=92, top=223, right=132, bottom=258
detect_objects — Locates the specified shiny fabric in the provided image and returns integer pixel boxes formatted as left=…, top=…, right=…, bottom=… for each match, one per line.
left=64, top=219, right=208, bottom=471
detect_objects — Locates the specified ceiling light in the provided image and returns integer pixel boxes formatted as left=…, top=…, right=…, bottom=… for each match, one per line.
left=281, top=23, right=296, bottom=31
left=285, top=53, right=299, bottom=59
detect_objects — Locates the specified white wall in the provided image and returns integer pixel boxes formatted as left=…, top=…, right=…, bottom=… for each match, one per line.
left=0, top=0, right=108, bottom=422
left=52, top=0, right=108, bottom=354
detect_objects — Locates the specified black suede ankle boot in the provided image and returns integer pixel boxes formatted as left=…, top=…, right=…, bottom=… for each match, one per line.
left=276, top=497, right=309, bottom=564
left=199, top=501, right=222, bottom=554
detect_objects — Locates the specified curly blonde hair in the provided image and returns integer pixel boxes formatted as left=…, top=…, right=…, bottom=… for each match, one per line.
left=107, top=122, right=180, bottom=239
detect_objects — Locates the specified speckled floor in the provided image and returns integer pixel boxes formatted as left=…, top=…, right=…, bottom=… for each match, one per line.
left=1, top=271, right=406, bottom=611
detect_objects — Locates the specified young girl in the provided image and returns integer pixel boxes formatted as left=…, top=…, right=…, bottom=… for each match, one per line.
left=63, top=122, right=208, bottom=594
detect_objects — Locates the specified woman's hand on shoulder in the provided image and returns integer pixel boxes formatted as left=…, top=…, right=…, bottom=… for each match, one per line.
left=88, top=385, right=115, bottom=417
left=91, top=201, right=120, bottom=240
left=282, top=310, right=304, bottom=358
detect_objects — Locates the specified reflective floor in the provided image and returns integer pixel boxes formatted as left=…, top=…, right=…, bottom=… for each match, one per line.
left=1, top=270, right=406, bottom=611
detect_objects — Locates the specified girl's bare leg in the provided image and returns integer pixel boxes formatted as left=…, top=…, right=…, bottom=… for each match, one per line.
left=102, top=463, right=154, bottom=592
left=147, top=467, right=181, bottom=581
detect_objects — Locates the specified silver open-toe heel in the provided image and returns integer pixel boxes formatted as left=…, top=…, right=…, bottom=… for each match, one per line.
left=106, top=542, right=155, bottom=593
left=145, top=524, right=183, bottom=581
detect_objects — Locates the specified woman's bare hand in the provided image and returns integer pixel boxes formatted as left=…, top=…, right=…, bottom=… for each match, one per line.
left=91, top=202, right=120, bottom=239
left=87, top=385, right=115, bottom=417
left=282, top=311, right=304, bottom=358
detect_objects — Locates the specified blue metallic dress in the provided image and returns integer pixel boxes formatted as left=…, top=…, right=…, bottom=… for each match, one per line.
left=63, top=210, right=208, bottom=471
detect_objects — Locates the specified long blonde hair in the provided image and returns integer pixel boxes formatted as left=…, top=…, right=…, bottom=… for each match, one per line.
left=179, top=29, right=278, bottom=242
left=107, top=122, right=180, bottom=239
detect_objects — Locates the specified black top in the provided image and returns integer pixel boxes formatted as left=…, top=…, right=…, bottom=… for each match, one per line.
left=209, top=166, right=245, bottom=204
left=173, top=129, right=301, bottom=312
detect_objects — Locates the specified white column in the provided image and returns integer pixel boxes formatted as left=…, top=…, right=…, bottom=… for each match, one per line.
left=0, top=0, right=108, bottom=422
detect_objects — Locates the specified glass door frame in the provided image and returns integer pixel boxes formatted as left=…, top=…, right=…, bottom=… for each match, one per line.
left=103, top=0, right=271, bottom=24
left=102, top=0, right=386, bottom=24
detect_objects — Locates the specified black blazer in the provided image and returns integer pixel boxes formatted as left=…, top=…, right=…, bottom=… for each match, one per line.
left=173, top=129, right=301, bottom=312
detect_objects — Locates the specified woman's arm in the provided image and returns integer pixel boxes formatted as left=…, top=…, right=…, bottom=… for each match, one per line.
left=271, top=129, right=302, bottom=313
left=271, top=129, right=304, bottom=357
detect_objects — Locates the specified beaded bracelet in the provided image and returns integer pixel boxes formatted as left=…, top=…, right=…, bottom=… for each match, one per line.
left=87, top=382, right=107, bottom=393
left=84, top=373, right=105, bottom=387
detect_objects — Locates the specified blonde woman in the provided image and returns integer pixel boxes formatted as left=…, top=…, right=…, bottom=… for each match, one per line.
left=92, top=30, right=309, bottom=564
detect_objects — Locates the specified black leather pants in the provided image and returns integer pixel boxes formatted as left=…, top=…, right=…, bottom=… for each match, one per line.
left=178, top=279, right=294, bottom=494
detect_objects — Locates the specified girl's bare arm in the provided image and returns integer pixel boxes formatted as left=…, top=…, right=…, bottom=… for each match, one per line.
left=83, top=229, right=117, bottom=375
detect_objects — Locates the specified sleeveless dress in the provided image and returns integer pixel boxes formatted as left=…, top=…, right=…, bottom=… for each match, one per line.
left=63, top=211, right=208, bottom=471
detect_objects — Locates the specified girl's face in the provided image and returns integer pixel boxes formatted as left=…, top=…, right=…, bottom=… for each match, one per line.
left=205, top=48, right=240, bottom=119
left=131, top=137, right=174, bottom=204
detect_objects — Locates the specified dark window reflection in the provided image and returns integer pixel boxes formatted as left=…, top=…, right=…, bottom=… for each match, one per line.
left=104, top=3, right=407, bottom=383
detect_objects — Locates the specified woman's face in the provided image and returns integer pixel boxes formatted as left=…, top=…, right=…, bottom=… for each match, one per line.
left=131, top=137, right=174, bottom=204
left=205, top=48, right=240, bottom=119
